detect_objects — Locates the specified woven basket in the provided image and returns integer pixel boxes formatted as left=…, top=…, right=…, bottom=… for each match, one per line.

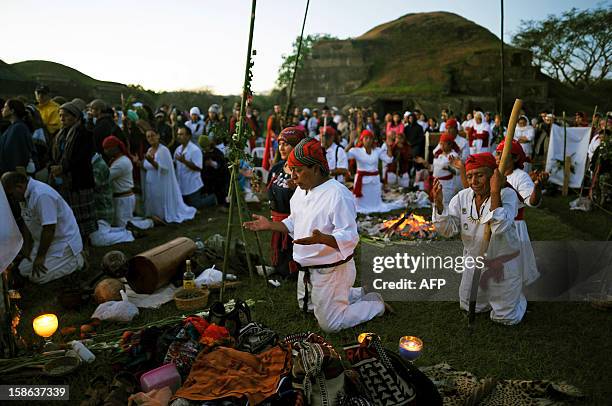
left=174, top=287, right=209, bottom=311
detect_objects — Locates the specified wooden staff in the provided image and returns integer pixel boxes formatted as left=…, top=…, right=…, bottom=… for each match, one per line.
left=468, top=98, right=522, bottom=328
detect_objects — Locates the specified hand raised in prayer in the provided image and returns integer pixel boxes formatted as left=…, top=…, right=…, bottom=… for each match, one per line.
left=450, top=157, right=464, bottom=170
left=243, top=214, right=272, bottom=231
left=529, top=170, right=549, bottom=186
left=432, top=178, right=444, bottom=210
left=32, top=255, right=47, bottom=279
left=176, top=153, right=186, bottom=163
left=489, top=168, right=505, bottom=194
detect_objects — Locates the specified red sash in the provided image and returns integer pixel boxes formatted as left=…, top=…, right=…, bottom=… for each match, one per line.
left=353, top=170, right=379, bottom=197
left=270, top=210, right=297, bottom=273
left=436, top=174, right=453, bottom=181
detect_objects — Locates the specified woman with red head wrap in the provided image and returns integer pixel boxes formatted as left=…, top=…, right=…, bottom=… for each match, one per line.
left=430, top=133, right=461, bottom=207
left=102, top=135, right=154, bottom=231
left=467, top=112, right=491, bottom=155
left=345, top=129, right=405, bottom=213
left=265, top=127, right=306, bottom=278
left=431, top=152, right=527, bottom=325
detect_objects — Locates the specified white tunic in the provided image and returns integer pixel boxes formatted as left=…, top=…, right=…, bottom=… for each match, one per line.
left=109, top=155, right=134, bottom=193
left=19, top=179, right=83, bottom=283
left=514, top=125, right=535, bottom=158
left=0, top=186, right=22, bottom=272
left=325, top=144, right=349, bottom=184
left=347, top=147, right=404, bottom=213
left=432, top=187, right=526, bottom=325
left=506, top=169, right=540, bottom=285
left=143, top=145, right=196, bottom=223
left=282, top=179, right=384, bottom=332
left=174, top=142, right=204, bottom=196
left=433, top=152, right=458, bottom=207
left=433, top=136, right=469, bottom=161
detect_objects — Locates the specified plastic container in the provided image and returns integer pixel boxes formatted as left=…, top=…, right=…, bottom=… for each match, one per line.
left=68, top=340, right=96, bottom=363
left=140, top=363, right=182, bottom=393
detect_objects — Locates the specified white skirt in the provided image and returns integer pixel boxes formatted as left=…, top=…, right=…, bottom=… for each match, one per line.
left=355, top=179, right=405, bottom=214
left=515, top=219, right=540, bottom=285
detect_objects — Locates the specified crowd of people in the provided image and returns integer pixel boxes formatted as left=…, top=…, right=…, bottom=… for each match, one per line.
left=1, top=83, right=610, bottom=331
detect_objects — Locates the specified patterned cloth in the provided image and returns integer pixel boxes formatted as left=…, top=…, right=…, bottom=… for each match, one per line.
left=91, top=153, right=114, bottom=223
left=65, top=188, right=97, bottom=237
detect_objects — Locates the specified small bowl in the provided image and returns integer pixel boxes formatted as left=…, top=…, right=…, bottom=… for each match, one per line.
left=43, top=356, right=81, bottom=376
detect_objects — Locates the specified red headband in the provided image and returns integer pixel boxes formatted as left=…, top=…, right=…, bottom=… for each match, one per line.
left=102, top=135, right=128, bottom=156
left=465, top=152, right=497, bottom=172
left=496, top=139, right=527, bottom=169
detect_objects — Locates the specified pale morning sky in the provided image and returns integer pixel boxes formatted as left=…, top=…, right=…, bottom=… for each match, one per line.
left=2, top=0, right=604, bottom=94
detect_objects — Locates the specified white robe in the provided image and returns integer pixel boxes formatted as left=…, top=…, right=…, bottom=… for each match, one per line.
left=433, top=151, right=459, bottom=208
left=432, top=187, right=526, bottom=325
left=282, top=179, right=385, bottom=332
left=347, top=147, right=404, bottom=214
left=506, top=169, right=540, bottom=286
left=0, top=186, right=22, bottom=272
left=143, top=145, right=196, bottom=223
left=514, top=125, right=535, bottom=173
left=469, top=112, right=491, bottom=154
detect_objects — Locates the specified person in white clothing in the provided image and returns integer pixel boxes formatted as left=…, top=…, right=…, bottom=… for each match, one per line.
left=345, top=129, right=404, bottom=213
left=141, top=127, right=196, bottom=223
left=432, top=153, right=526, bottom=325
left=2, top=172, right=84, bottom=284
left=431, top=119, right=469, bottom=192
left=174, top=126, right=216, bottom=209
left=321, top=127, right=349, bottom=184
left=431, top=133, right=461, bottom=207
left=244, top=138, right=388, bottom=333
left=514, top=116, right=535, bottom=173
left=102, top=136, right=153, bottom=230
left=496, top=139, right=548, bottom=286
left=185, top=107, right=205, bottom=144
left=467, top=112, right=491, bottom=154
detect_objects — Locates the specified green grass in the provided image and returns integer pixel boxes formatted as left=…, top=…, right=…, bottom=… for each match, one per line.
left=4, top=197, right=612, bottom=405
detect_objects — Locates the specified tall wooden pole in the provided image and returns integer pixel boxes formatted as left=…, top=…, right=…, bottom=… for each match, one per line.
left=221, top=0, right=258, bottom=301
left=284, top=0, right=310, bottom=122
left=500, top=0, right=505, bottom=119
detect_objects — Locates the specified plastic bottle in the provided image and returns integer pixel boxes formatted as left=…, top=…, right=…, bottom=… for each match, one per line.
left=183, top=260, right=195, bottom=290
left=68, top=340, right=96, bottom=363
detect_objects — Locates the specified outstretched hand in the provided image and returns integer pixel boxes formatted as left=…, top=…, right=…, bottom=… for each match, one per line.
left=432, top=178, right=444, bottom=211
left=243, top=214, right=271, bottom=231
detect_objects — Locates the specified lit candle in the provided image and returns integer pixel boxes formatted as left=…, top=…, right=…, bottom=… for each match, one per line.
left=33, top=314, right=58, bottom=338
left=358, top=332, right=374, bottom=344
left=399, top=336, right=423, bottom=361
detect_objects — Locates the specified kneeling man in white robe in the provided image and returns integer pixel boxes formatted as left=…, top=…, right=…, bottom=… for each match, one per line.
left=244, top=137, right=388, bottom=332
left=432, top=153, right=526, bottom=325
left=2, top=172, right=84, bottom=284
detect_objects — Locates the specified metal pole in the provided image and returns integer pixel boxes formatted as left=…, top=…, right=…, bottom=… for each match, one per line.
left=500, top=0, right=505, bottom=120
left=284, top=0, right=311, bottom=121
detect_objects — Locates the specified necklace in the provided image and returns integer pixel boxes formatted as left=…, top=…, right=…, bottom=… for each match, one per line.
left=467, top=195, right=490, bottom=224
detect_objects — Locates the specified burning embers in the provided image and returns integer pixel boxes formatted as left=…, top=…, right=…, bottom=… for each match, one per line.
left=359, top=212, right=437, bottom=241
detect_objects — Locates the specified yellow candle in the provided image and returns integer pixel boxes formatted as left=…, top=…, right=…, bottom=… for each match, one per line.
left=358, top=332, right=374, bottom=343
left=33, top=314, right=58, bottom=338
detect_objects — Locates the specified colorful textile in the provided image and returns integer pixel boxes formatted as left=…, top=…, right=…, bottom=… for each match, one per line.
left=174, top=345, right=292, bottom=405
left=287, top=137, right=329, bottom=176
left=65, top=187, right=97, bottom=236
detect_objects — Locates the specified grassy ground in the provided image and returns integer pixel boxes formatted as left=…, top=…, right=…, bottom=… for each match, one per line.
left=4, top=196, right=612, bottom=405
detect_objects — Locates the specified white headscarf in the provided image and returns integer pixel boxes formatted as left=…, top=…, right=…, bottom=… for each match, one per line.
left=190, top=107, right=201, bottom=117
left=473, top=111, right=490, bottom=133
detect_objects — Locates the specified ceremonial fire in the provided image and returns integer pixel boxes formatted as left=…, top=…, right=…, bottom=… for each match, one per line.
left=381, top=213, right=437, bottom=240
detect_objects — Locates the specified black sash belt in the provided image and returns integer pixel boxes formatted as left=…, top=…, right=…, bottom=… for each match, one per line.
left=297, top=253, right=354, bottom=313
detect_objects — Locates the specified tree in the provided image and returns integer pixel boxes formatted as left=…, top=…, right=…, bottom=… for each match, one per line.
left=512, top=6, right=612, bottom=89
left=275, top=34, right=338, bottom=90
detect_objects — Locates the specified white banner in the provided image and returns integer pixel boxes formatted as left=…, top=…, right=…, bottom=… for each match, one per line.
left=545, top=124, right=591, bottom=189
left=0, top=186, right=23, bottom=273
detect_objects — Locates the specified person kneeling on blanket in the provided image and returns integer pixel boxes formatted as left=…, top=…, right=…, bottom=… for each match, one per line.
left=244, top=137, right=390, bottom=332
